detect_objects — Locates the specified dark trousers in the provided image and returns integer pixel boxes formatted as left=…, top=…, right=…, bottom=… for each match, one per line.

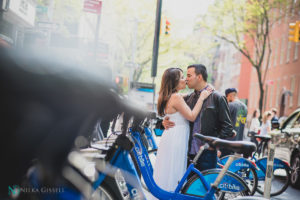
left=248, top=131, right=258, bottom=148
left=188, top=149, right=217, bottom=171
left=219, top=148, right=234, bottom=158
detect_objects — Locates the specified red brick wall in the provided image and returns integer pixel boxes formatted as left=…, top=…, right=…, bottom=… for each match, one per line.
left=240, top=9, right=300, bottom=118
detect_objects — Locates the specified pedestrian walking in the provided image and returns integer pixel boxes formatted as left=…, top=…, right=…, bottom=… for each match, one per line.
left=271, top=108, right=280, bottom=129
left=225, top=88, right=248, bottom=141
left=260, top=111, right=272, bottom=136
left=248, top=109, right=261, bottom=146
left=219, top=88, right=247, bottom=157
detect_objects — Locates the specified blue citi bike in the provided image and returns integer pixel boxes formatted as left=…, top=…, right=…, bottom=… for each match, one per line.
left=90, top=110, right=259, bottom=200
left=23, top=108, right=258, bottom=200
left=20, top=100, right=258, bottom=200
left=218, top=134, right=291, bottom=197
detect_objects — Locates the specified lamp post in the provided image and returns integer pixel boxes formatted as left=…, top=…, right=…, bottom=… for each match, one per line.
left=151, top=0, right=162, bottom=110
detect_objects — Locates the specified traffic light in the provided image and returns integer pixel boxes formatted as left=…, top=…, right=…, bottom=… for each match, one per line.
left=165, top=19, right=170, bottom=35
left=289, top=21, right=300, bottom=42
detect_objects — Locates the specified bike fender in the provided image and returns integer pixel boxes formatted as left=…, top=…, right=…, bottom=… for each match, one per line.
left=218, top=155, right=230, bottom=165
left=256, top=157, right=290, bottom=171
left=218, top=156, right=257, bottom=171
left=230, top=158, right=257, bottom=172
left=202, top=169, right=249, bottom=193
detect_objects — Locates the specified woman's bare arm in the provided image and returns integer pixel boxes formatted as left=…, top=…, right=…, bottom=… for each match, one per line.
left=170, top=89, right=211, bottom=122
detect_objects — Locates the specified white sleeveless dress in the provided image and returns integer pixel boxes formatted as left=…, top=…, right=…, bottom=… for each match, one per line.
left=153, top=112, right=190, bottom=191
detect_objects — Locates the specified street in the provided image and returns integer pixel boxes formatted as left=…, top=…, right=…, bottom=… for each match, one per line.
left=270, top=185, right=300, bottom=200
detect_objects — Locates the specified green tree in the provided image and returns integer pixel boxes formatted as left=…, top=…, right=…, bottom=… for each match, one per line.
left=200, top=0, right=297, bottom=114
left=101, top=0, right=218, bottom=94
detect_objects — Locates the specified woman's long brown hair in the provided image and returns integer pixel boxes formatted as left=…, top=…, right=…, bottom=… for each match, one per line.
left=157, top=68, right=183, bottom=116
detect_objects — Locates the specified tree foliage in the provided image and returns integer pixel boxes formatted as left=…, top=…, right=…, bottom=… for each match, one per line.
left=102, top=0, right=218, bottom=93
left=199, top=0, right=296, bottom=113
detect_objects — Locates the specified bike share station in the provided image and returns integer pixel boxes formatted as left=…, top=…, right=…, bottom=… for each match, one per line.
left=5, top=51, right=289, bottom=199
left=83, top=95, right=290, bottom=200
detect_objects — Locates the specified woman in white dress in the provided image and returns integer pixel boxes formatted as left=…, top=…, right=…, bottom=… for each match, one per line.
left=153, top=67, right=212, bottom=191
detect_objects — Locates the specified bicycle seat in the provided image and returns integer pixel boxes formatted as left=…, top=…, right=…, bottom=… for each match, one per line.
left=254, top=135, right=271, bottom=140
left=194, top=133, right=257, bottom=156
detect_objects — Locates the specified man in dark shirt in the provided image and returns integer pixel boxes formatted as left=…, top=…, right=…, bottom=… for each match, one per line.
left=225, top=88, right=248, bottom=141
left=271, top=108, right=279, bottom=129
left=163, top=64, right=234, bottom=171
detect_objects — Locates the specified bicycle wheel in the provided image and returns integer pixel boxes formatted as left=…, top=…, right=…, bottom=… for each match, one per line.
left=182, top=170, right=250, bottom=200
left=218, top=190, right=250, bottom=200
left=91, top=184, right=116, bottom=200
left=92, top=175, right=126, bottom=200
left=290, top=152, right=300, bottom=188
left=256, top=167, right=290, bottom=196
left=233, top=197, right=269, bottom=200
left=235, top=167, right=258, bottom=196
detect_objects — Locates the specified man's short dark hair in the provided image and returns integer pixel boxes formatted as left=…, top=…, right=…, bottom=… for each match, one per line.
left=187, top=64, right=208, bottom=82
left=225, top=88, right=238, bottom=97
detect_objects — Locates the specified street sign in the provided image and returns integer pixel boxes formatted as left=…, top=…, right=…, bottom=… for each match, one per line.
left=36, top=5, right=48, bottom=13
left=125, top=61, right=135, bottom=68
left=83, top=0, right=102, bottom=15
left=130, top=82, right=155, bottom=90
left=36, top=21, right=59, bottom=31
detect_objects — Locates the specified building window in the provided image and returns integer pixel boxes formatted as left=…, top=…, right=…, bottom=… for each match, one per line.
left=276, top=80, right=281, bottom=107
left=292, top=0, right=296, bottom=16
left=269, top=41, right=274, bottom=67
left=250, top=85, right=253, bottom=108
left=278, top=12, right=281, bottom=24
left=253, top=47, right=256, bottom=64
left=286, top=41, right=291, bottom=63
left=252, top=85, right=255, bottom=108
left=269, top=85, right=273, bottom=108
left=290, top=76, right=295, bottom=107
left=284, top=4, right=288, bottom=23
left=263, top=57, right=267, bottom=70
left=294, top=42, right=299, bottom=61
left=252, top=84, right=256, bottom=109
left=255, top=84, right=258, bottom=108
left=274, top=40, right=278, bottom=66
left=280, top=36, right=285, bottom=65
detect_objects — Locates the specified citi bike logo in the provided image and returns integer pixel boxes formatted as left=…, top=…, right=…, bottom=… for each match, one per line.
left=8, top=185, right=20, bottom=196
left=235, top=162, right=249, bottom=167
left=134, top=145, right=142, bottom=155
left=274, top=163, right=284, bottom=168
left=219, top=183, right=241, bottom=191
left=134, top=145, right=145, bottom=167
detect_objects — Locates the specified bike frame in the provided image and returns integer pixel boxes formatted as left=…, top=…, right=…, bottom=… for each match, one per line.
left=144, top=126, right=158, bottom=153
left=218, top=142, right=290, bottom=181
left=129, top=128, right=248, bottom=200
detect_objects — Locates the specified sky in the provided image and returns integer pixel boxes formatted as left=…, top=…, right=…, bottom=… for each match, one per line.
left=163, top=0, right=213, bottom=37
left=164, top=0, right=212, bottom=19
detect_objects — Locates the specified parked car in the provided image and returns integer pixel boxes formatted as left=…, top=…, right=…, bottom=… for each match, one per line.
left=272, top=108, right=300, bottom=188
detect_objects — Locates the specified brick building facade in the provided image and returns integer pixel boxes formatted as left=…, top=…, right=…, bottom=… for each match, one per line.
left=240, top=2, right=300, bottom=119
